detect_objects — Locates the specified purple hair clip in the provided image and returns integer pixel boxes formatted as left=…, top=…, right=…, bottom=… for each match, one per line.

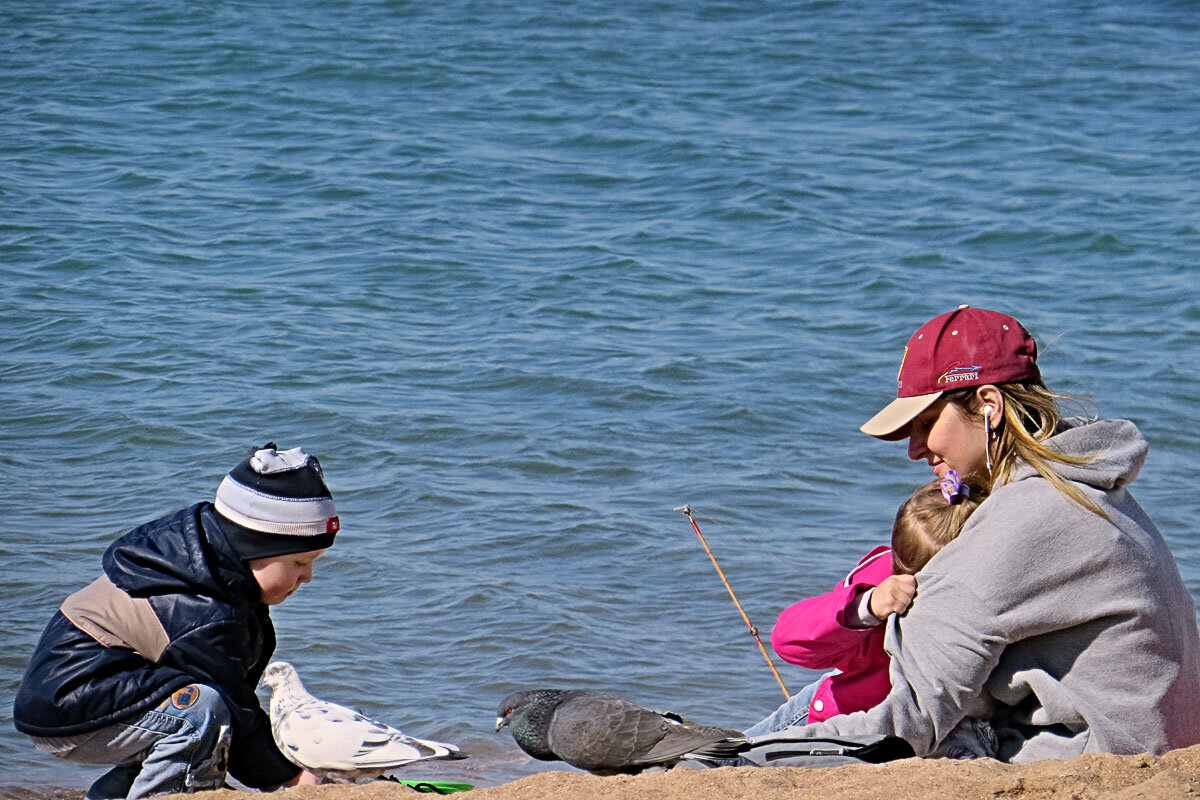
left=940, top=470, right=971, bottom=504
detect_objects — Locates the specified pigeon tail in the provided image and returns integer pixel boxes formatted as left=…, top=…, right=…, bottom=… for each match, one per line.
left=680, top=736, right=748, bottom=761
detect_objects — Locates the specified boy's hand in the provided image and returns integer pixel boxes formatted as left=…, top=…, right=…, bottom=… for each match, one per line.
left=869, top=574, right=917, bottom=619
left=281, top=769, right=322, bottom=788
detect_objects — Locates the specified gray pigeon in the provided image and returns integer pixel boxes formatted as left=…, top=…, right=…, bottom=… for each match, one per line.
left=494, top=688, right=742, bottom=775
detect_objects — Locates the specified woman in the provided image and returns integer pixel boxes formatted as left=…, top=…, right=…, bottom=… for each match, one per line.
left=753, top=305, right=1200, bottom=763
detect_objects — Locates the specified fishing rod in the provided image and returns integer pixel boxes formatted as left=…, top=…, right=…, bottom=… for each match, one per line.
left=674, top=505, right=790, bottom=699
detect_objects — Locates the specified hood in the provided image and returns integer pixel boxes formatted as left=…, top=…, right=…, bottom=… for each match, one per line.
left=102, top=502, right=259, bottom=602
left=1010, top=417, right=1147, bottom=491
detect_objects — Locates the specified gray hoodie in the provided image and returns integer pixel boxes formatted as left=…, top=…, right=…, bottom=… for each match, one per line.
left=776, top=418, right=1200, bottom=762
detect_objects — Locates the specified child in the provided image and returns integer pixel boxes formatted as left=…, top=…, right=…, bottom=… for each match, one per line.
left=746, top=471, right=995, bottom=759
left=13, top=444, right=338, bottom=797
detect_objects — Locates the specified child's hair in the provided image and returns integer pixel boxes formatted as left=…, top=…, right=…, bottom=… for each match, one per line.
left=892, top=475, right=988, bottom=575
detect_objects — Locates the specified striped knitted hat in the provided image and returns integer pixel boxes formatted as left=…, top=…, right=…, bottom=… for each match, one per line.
left=214, top=444, right=339, bottom=559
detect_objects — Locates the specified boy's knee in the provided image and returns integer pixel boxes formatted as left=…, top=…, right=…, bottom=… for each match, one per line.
left=162, top=684, right=232, bottom=731
left=131, top=685, right=232, bottom=795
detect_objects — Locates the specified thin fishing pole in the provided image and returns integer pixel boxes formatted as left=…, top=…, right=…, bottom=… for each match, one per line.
left=675, top=505, right=790, bottom=699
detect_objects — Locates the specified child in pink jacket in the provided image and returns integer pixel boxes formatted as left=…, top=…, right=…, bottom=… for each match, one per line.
left=745, top=472, right=992, bottom=758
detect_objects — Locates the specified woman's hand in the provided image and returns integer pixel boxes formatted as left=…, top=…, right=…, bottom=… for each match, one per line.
left=870, top=574, right=917, bottom=619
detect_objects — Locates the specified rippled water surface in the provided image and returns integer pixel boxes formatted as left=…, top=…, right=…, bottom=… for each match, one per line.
left=3, top=0, right=1199, bottom=788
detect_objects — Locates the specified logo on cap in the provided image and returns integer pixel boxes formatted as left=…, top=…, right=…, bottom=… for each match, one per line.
left=938, top=363, right=982, bottom=385
left=327, top=517, right=340, bottom=534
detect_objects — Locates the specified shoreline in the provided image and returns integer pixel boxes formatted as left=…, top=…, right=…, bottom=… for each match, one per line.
left=8, top=745, right=1200, bottom=800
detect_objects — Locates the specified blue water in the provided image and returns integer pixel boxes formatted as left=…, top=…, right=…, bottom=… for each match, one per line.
left=3, top=0, right=1199, bottom=789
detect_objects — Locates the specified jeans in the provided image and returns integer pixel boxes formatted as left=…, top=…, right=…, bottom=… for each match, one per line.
left=742, top=672, right=834, bottom=738
left=52, top=684, right=232, bottom=799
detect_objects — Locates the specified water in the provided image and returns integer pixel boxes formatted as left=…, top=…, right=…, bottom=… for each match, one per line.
left=2, top=0, right=1199, bottom=789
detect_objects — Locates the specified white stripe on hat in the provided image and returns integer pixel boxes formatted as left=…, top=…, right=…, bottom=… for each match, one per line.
left=215, top=475, right=337, bottom=536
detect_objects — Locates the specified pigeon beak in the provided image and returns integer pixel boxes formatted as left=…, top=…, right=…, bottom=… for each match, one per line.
left=494, top=716, right=508, bottom=733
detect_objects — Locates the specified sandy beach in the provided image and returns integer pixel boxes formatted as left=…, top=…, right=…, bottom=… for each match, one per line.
left=10, top=746, right=1200, bottom=800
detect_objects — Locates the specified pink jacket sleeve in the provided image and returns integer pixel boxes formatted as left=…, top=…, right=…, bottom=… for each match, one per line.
left=770, top=546, right=894, bottom=669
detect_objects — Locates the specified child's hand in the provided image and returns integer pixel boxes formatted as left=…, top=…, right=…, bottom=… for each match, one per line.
left=869, top=574, right=917, bottom=619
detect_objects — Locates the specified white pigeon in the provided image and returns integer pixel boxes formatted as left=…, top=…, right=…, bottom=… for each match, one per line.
left=261, top=661, right=463, bottom=783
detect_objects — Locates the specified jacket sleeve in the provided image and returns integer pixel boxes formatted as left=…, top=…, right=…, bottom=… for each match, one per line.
left=161, top=619, right=300, bottom=788
left=771, top=546, right=893, bottom=669
left=792, top=568, right=1007, bottom=755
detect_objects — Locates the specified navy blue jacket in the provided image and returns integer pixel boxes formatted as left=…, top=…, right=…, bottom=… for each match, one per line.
left=13, top=503, right=299, bottom=788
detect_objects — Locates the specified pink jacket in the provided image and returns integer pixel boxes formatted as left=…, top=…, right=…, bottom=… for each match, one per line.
left=770, top=545, right=893, bottom=724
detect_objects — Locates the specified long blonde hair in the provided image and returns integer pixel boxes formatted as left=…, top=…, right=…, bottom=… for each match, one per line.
left=944, top=381, right=1108, bottom=519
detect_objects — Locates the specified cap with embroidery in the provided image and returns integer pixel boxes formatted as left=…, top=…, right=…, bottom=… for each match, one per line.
left=860, top=305, right=1040, bottom=440
left=214, top=444, right=339, bottom=559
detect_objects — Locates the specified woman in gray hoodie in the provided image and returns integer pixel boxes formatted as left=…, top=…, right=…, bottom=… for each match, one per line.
left=747, top=305, right=1200, bottom=763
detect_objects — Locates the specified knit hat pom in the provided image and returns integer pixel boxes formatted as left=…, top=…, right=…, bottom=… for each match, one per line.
left=214, top=443, right=339, bottom=560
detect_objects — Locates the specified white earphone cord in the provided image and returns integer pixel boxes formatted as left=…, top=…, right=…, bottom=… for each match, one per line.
left=983, top=405, right=994, bottom=474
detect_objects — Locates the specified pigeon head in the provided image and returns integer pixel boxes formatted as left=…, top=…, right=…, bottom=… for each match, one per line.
left=261, top=661, right=309, bottom=720
left=261, top=661, right=299, bottom=690
left=495, top=689, right=566, bottom=762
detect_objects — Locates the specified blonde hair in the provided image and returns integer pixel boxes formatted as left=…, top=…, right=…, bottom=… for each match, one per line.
left=892, top=478, right=987, bottom=575
left=944, top=381, right=1108, bottom=520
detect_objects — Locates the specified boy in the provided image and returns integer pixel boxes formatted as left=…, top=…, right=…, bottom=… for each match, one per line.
left=13, top=444, right=337, bottom=797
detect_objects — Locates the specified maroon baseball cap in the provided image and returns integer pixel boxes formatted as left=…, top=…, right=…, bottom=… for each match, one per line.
left=860, top=305, right=1040, bottom=440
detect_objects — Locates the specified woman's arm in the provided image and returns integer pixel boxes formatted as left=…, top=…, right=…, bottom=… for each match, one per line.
left=777, top=570, right=1005, bottom=755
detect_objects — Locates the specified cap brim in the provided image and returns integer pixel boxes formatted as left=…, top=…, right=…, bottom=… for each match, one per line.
left=859, top=392, right=943, bottom=441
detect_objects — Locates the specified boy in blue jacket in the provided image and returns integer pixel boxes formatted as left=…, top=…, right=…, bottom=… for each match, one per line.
left=14, top=444, right=338, bottom=797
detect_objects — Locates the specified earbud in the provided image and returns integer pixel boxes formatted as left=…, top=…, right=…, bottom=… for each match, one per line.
left=982, top=405, right=995, bottom=475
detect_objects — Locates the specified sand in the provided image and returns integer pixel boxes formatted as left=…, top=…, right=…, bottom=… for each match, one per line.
left=12, top=746, right=1200, bottom=800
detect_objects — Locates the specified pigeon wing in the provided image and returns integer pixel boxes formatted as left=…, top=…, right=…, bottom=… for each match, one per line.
left=547, top=693, right=679, bottom=773
left=279, top=700, right=454, bottom=771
